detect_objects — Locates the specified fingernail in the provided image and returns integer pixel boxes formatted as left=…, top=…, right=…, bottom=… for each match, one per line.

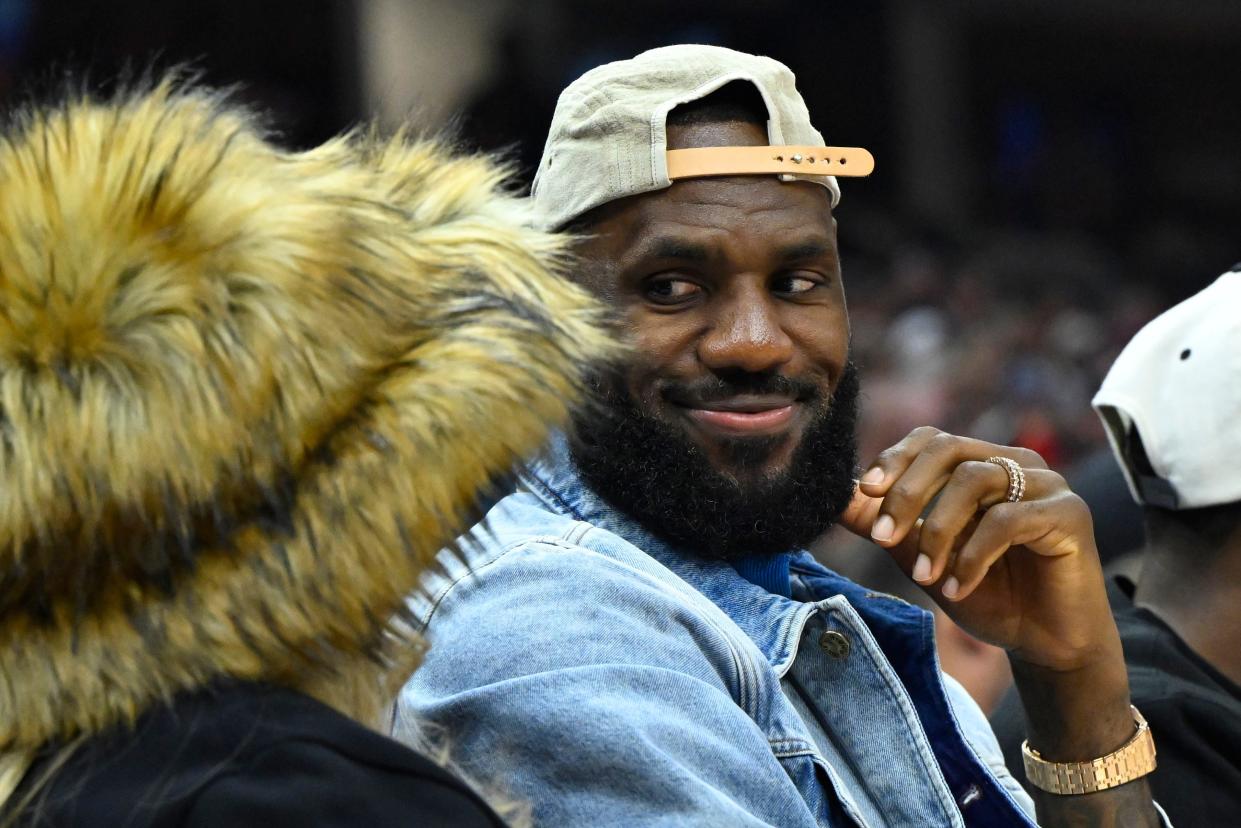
left=871, top=514, right=895, bottom=542
left=912, top=553, right=932, bottom=582
left=861, top=467, right=885, bottom=486
left=942, top=576, right=960, bottom=600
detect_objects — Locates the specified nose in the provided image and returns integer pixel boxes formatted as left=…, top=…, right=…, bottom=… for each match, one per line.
left=698, top=287, right=794, bottom=374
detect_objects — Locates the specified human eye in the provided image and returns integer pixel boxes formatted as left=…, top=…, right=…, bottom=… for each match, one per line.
left=772, top=273, right=824, bottom=296
left=644, top=276, right=703, bottom=305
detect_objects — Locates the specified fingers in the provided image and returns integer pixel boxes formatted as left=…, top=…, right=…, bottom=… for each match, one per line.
left=839, top=485, right=924, bottom=572
left=850, top=426, right=1086, bottom=605
left=860, top=428, right=1045, bottom=548
left=839, top=484, right=884, bottom=539
left=944, top=492, right=1086, bottom=601
left=912, top=464, right=1055, bottom=582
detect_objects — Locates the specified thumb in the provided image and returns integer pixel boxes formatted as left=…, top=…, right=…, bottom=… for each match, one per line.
left=838, top=484, right=923, bottom=571
left=838, top=483, right=883, bottom=539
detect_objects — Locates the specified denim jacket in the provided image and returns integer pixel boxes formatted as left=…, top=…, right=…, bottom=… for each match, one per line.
left=395, top=435, right=1038, bottom=826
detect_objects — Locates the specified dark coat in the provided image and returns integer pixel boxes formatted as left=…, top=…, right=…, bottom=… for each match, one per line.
left=992, top=576, right=1241, bottom=827
left=10, top=683, right=504, bottom=827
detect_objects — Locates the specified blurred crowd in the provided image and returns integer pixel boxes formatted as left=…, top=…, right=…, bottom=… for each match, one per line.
left=845, top=230, right=1164, bottom=473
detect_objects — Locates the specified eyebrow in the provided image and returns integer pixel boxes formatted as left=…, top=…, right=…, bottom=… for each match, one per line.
left=776, top=239, right=836, bottom=262
left=629, top=236, right=711, bottom=264
left=625, top=235, right=836, bottom=266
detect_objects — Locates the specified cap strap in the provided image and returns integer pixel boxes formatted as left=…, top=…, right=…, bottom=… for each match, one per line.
left=666, top=145, right=874, bottom=180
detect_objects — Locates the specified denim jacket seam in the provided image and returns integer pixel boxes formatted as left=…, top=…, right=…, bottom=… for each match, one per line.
left=772, top=604, right=823, bottom=680
left=826, top=597, right=964, bottom=825
left=568, top=521, right=762, bottom=716
left=932, top=646, right=1039, bottom=822
left=769, top=738, right=817, bottom=758
left=519, top=462, right=583, bottom=521
left=420, top=534, right=589, bottom=629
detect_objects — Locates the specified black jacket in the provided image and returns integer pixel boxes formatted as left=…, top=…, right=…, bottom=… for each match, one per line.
left=991, top=576, right=1241, bottom=826
left=10, top=683, right=504, bottom=827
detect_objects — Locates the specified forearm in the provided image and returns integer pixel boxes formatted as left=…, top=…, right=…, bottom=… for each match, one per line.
left=1010, top=657, right=1161, bottom=828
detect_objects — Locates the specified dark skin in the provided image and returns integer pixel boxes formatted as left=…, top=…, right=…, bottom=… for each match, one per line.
left=577, top=118, right=1160, bottom=826
left=576, top=120, right=848, bottom=483
left=1136, top=516, right=1241, bottom=686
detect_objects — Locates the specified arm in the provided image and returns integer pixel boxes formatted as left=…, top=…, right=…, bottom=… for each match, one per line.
left=842, top=427, right=1162, bottom=827
left=396, top=541, right=818, bottom=828
left=1010, top=658, right=1159, bottom=827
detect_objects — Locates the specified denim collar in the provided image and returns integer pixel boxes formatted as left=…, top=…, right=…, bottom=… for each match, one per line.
left=517, top=435, right=1036, bottom=826
left=519, top=433, right=823, bottom=670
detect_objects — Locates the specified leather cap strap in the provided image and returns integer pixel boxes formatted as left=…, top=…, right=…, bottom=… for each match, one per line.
left=666, top=145, right=874, bottom=180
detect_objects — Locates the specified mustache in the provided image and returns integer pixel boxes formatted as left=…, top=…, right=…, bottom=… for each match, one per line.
left=660, top=372, right=823, bottom=408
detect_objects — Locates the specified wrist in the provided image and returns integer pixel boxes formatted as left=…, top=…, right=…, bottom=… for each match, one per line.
left=1010, top=652, right=1135, bottom=761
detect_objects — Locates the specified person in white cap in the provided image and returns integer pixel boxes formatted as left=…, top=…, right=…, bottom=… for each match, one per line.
left=999, top=266, right=1241, bottom=826
left=395, top=45, right=1169, bottom=827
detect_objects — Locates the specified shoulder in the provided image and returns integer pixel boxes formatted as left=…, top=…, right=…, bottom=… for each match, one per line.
left=22, top=684, right=501, bottom=827
left=421, top=493, right=732, bottom=637
left=410, top=502, right=754, bottom=700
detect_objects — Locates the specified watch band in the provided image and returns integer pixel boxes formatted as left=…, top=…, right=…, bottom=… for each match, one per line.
left=665, top=145, right=875, bottom=180
left=1022, top=706, right=1157, bottom=795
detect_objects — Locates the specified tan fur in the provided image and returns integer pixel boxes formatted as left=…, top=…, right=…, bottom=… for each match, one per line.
left=0, top=79, right=616, bottom=749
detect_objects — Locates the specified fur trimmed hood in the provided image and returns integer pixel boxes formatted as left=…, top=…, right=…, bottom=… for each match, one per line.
left=0, top=79, right=614, bottom=750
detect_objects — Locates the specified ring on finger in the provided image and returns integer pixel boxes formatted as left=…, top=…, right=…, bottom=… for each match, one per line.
left=986, top=456, right=1026, bottom=503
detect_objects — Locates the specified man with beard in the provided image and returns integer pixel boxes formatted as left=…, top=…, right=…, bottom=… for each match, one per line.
left=396, top=46, right=1166, bottom=827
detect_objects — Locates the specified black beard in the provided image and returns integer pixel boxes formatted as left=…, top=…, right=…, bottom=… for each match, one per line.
left=570, top=362, right=860, bottom=561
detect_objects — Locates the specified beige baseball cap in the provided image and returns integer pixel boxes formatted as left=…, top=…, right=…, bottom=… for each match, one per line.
left=531, top=44, right=874, bottom=231
left=1093, top=265, right=1241, bottom=509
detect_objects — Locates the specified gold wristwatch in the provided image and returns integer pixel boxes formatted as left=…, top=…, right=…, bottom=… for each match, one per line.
left=1022, top=706, right=1157, bottom=795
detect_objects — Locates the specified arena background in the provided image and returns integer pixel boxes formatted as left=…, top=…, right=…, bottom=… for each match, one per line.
left=5, top=0, right=1238, bottom=710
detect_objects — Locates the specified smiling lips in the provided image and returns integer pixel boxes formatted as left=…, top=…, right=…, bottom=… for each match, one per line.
left=683, top=398, right=797, bottom=435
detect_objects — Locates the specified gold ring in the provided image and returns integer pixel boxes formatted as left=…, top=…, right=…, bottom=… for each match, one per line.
left=987, top=456, right=1026, bottom=503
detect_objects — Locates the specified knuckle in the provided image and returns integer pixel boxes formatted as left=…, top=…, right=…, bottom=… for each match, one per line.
left=1015, top=447, right=1048, bottom=469
left=952, top=544, right=981, bottom=570
left=884, top=482, right=917, bottom=510
left=926, top=431, right=959, bottom=457
left=874, top=446, right=901, bottom=467
left=921, top=517, right=952, bottom=548
left=985, top=501, right=1021, bottom=528
left=954, top=460, right=993, bottom=487
left=909, top=425, right=942, bottom=441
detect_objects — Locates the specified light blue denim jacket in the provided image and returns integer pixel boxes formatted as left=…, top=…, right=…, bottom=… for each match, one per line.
left=395, top=435, right=1041, bottom=826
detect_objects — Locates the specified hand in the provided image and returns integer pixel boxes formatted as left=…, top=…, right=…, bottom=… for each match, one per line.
left=841, top=427, right=1161, bottom=825
left=838, top=426, right=1119, bottom=673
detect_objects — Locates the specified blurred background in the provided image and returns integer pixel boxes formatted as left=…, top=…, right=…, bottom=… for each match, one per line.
left=4, top=0, right=1238, bottom=710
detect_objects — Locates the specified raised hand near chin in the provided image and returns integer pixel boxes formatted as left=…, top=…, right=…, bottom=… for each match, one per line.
left=837, top=425, right=1118, bottom=674
left=838, top=426, right=1162, bottom=827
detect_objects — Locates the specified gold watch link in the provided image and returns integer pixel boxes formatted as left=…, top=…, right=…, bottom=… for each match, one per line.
left=1021, top=705, right=1157, bottom=795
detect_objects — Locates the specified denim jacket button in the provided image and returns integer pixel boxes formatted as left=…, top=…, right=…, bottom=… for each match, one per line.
left=818, top=629, right=851, bottom=659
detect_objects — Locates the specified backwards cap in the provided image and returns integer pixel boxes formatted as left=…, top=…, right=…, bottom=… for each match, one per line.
left=531, top=44, right=873, bottom=230
left=1093, top=265, right=1241, bottom=510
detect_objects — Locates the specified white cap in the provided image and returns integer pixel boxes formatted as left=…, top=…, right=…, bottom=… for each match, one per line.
left=531, top=44, right=872, bottom=231
left=1092, top=266, right=1241, bottom=509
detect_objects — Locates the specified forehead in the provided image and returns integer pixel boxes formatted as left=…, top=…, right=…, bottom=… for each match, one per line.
left=595, top=174, right=835, bottom=262
left=588, top=118, right=835, bottom=259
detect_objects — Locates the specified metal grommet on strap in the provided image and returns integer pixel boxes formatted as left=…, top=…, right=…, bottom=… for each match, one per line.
left=986, top=456, right=1026, bottom=503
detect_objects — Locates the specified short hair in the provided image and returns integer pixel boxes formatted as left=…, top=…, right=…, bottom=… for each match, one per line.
left=665, top=79, right=769, bottom=129
left=563, top=80, right=770, bottom=235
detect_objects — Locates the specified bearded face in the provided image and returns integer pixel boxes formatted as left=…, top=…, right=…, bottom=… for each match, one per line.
left=571, top=361, right=859, bottom=560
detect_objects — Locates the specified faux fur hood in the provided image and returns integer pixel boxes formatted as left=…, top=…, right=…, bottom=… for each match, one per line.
left=0, top=79, right=614, bottom=751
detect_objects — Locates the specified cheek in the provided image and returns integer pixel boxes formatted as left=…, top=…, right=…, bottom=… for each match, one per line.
left=624, top=308, right=702, bottom=365
left=790, top=305, right=850, bottom=377
left=621, top=310, right=700, bottom=404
